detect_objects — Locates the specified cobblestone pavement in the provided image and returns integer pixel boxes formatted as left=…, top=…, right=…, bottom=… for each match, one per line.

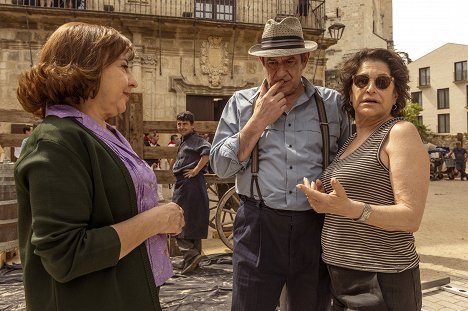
left=417, top=179, right=468, bottom=310
left=422, top=277, right=468, bottom=310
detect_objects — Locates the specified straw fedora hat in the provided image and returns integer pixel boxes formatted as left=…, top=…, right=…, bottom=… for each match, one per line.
left=248, top=17, right=318, bottom=57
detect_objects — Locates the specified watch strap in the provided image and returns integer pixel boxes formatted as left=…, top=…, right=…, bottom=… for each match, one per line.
left=354, top=203, right=372, bottom=223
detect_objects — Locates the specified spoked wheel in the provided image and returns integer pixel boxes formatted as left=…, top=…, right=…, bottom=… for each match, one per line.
left=206, top=183, right=235, bottom=229
left=206, top=183, right=219, bottom=229
left=215, top=186, right=239, bottom=250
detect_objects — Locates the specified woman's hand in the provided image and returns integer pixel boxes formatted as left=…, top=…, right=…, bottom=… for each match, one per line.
left=296, top=177, right=354, bottom=216
left=154, top=202, right=185, bottom=235
left=112, top=202, right=185, bottom=259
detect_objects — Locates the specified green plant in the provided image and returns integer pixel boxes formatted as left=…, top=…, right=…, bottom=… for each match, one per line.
left=403, top=102, right=430, bottom=141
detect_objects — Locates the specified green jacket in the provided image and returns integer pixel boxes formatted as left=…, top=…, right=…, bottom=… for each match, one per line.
left=15, top=116, right=161, bottom=311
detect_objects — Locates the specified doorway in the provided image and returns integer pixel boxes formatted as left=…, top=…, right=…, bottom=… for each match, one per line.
left=186, top=95, right=230, bottom=121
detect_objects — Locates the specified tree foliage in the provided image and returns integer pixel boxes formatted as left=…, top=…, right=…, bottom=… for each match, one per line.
left=396, top=51, right=412, bottom=64
left=403, top=102, right=430, bottom=141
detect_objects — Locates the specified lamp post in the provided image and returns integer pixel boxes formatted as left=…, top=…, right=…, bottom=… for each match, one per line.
left=322, top=23, right=346, bottom=89
left=328, top=22, right=346, bottom=40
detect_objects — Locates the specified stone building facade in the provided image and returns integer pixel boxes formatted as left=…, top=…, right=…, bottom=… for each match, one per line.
left=0, top=1, right=338, bottom=130
left=324, top=0, right=393, bottom=89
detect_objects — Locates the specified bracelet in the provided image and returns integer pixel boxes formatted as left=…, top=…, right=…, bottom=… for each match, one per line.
left=354, top=203, right=372, bottom=223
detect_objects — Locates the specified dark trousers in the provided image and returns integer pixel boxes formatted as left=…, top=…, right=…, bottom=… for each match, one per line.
left=176, top=238, right=201, bottom=263
left=456, top=161, right=467, bottom=179
left=328, top=264, right=422, bottom=311
left=231, top=196, right=330, bottom=311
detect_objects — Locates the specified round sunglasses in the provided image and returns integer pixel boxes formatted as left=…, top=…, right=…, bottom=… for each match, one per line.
left=352, top=74, right=394, bottom=90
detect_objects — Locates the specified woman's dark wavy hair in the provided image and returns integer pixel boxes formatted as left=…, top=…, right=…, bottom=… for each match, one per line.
left=339, top=48, right=410, bottom=119
left=17, top=22, right=135, bottom=118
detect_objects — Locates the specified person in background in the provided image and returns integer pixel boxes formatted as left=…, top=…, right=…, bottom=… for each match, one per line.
left=168, top=134, right=181, bottom=147
left=167, top=134, right=180, bottom=170
left=144, top=132, right=151, bottom=147
left=143, top=132, right=160, bottom=168
left=148, top=132, right=164, bottom=201
left=297, top=48, right=429, bottom=310
left=172, top=111, right=211, bottom=275
left=210, top=17, right=350, bottom=311
left=166, top=134, right=181, bottom=198
left=14, top=126, right=32, bottom=160
left=149, top=132, right=160, bottom=147
left=20, top=126, right=33, bottom=149
left=15, top=22, right=184, bottom=311
left=448, top=141, right=467, bottom=180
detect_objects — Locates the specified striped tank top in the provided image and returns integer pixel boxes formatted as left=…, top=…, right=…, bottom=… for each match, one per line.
left=321, top=117, right=419, bottom=273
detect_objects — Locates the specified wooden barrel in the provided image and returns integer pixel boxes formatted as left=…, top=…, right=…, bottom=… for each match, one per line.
left=0, top=162, right=18, bottom=252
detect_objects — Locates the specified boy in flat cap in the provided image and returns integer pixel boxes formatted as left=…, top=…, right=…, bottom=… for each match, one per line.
left=210, top=17, right=350, bottom=310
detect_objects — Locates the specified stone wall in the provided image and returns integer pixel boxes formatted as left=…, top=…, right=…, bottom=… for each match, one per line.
left=324, top=0, right=393, bottom=87
left=0, top=8, right=334, bottom=133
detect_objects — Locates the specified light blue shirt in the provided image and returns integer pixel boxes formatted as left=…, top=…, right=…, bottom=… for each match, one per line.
left=210, top=78, right=350, bottom=211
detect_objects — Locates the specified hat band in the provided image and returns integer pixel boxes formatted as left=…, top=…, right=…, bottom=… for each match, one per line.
left=261, top=35, right=305, bottom=50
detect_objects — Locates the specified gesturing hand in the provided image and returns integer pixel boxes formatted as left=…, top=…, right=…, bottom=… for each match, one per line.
left=296, top=177, right=350, bottom=214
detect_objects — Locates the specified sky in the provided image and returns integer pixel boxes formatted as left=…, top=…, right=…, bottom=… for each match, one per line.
left=392, top=0, right=468, bottom=61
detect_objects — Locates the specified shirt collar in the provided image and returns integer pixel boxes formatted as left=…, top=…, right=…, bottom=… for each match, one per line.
left=45, top=104, right=120, bottom=141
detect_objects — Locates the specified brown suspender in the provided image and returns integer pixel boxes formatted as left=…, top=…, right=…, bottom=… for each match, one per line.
left=250, top=87, right=330, bottom=200
left=314, top=88, right=330, bottom=170
left=250, top=94, right=263, bottom=200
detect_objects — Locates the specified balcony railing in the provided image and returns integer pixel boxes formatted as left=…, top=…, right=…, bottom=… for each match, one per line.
left=1, top=0, right=325, bottom=30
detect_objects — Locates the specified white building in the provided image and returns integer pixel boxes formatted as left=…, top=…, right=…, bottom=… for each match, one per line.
left=408, top=43, right=468, bottom=135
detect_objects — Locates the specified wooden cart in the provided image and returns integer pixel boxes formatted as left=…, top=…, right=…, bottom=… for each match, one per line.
left=153, top=169, right=238, bottom=250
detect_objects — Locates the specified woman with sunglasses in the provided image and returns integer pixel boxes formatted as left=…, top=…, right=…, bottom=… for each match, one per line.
left=297, top=48, right=429, bottom=310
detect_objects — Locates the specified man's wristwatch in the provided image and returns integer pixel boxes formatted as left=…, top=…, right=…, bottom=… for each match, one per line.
left=354, top=203, right=372, bottom=223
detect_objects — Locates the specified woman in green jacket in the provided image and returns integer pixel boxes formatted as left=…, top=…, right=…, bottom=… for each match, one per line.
left=15, top=22, right=185, bottom=311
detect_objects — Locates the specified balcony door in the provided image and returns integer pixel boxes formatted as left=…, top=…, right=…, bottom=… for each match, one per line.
left=195, top=0, right=235, bottom=21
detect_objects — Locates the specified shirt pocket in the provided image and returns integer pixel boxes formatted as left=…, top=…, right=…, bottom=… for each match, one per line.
left=328, top=123, right=341, bottom=156
left=294, top=121, right=342, bottom=157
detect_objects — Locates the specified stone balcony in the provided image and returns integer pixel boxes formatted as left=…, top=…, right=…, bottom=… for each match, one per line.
left=0, top=0, right=325, bottom=32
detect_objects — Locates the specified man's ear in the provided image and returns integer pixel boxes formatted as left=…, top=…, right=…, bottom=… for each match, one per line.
left=301, top=52, right=310, bottom=69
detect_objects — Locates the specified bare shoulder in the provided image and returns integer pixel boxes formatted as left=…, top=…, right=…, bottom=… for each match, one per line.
left=387, top=120, right=425, bottom=154
left=388, top=120, right=420, bottom=141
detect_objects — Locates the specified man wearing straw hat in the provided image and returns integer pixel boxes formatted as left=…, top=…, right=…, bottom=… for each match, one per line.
left=210, top=17, right=350, bottom=310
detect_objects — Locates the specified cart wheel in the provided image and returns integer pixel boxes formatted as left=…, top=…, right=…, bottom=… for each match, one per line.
left=206, top=183, right=219, bottom=229
left=215, top=186, right=239, bottom=250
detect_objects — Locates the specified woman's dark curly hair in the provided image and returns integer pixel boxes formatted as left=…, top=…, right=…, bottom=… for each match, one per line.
left=339, top=48, right=410, bottom=119
left=17, top=22, right=135, bottom=118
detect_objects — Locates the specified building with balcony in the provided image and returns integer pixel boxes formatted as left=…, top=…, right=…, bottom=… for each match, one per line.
left=408, top=43, right=468, bottom=136
left=0, top=1, right=339, bottom=124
